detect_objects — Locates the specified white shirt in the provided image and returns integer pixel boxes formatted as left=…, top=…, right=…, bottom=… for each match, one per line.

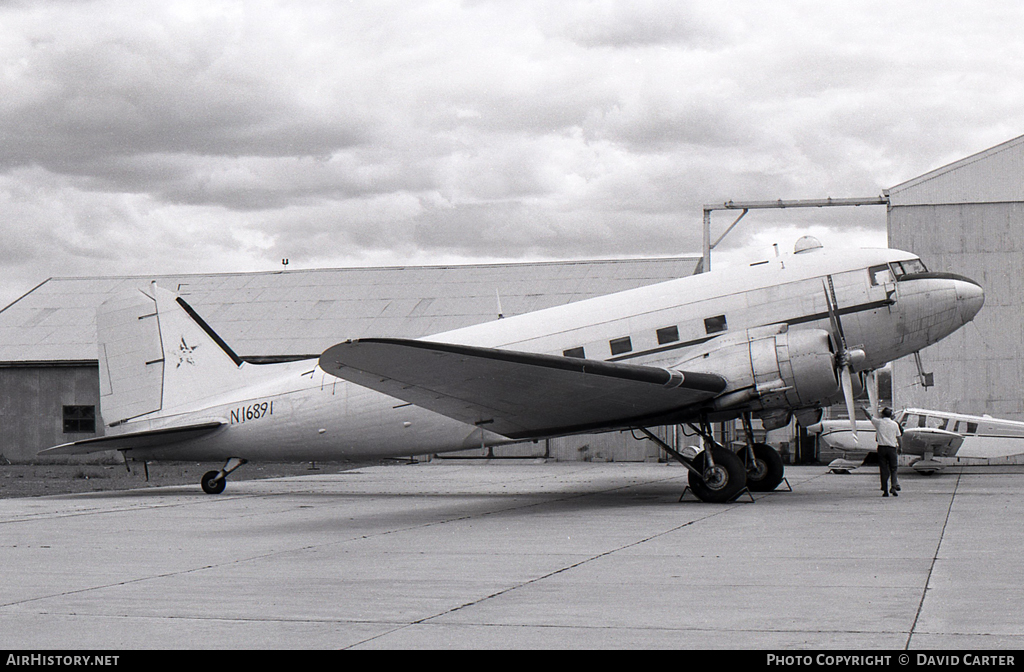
left=870, top=416, right=902, bottom=448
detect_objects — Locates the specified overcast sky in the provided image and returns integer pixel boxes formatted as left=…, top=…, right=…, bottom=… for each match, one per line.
left=2, top=0, right=1022, bottom=308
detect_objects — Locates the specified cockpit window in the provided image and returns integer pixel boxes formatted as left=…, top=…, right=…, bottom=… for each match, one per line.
left=869, top=264, right=895, bottom=286
left=890, top=259, right=928, bottom=278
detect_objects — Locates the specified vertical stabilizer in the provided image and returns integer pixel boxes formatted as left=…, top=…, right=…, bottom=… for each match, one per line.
left=96, top=284, right=249, bottom=426
left=150, top=284, right=247, bottom=413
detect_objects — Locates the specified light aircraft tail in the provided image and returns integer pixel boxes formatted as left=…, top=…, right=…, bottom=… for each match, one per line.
left=97, top=282, right=246, bottom=427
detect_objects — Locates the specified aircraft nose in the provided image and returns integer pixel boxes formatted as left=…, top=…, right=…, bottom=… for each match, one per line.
left=956, top=277, right=985, bottom=323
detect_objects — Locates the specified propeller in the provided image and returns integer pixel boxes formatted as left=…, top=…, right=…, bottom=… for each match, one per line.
left=823, top=276, right=866, bottom=442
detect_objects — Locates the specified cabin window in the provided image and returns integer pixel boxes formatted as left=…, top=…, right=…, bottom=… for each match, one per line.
left=966, top=422, right=978, bottom=434
left=609, top=336, right=633, bottom=356
left=905, top=414, right=924, bottom=428
left=563, top=347, right=585, bottom=359
left=656, top=326, right=679, bottom=345
left=63, top=405, right=96, bottom=434
left=925, top=416, right=948, bottom=430
left=704, top=315, right=727, bottom=335
left=869, top=264, right=895, bottom=286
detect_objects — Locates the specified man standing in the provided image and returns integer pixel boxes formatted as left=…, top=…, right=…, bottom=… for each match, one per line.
left=864, top=406, right=902, bottom=497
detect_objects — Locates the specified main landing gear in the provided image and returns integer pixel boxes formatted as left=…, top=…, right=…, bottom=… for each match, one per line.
left=738, top=414, right=785, bottom=492
left=637, top=414, right=787, bottom=503
left=201, top=457, right=247, bottom=494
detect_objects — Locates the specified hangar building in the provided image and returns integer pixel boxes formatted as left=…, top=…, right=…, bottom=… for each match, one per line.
left=0, top=258, right=697, bottom=464
left=887, top=134, right=1024, bottom=420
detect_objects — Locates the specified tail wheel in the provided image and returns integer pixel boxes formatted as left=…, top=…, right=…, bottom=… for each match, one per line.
left=687, top=446, right=747, bottom=503
left=201, top=470, right=226, bottom=495
left=746, top=443, right=785, bottom=492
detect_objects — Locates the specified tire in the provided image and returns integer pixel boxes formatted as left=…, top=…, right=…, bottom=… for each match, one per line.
left=201, top=470, right=226, bottom=495
left=745, top=443, right=785, bottom=492
left=687, top=446, right=747, bottom=503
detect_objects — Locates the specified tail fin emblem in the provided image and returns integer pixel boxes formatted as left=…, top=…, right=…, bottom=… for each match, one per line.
left=175, top=337, right=200, bottom=368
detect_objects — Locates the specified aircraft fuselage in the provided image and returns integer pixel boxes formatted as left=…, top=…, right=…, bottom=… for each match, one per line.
left=93, top=245, right=986, bottom=463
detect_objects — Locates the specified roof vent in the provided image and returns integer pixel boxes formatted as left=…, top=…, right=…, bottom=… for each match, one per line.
left=794, top=236, right=823, bottom=254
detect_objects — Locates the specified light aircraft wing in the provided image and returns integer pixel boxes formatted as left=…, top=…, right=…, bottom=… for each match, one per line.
left=319, top=338, right=727, bottom=440
left=38, top=421, right=225, bottom=456
left=900, top=427, right=964, bottom=458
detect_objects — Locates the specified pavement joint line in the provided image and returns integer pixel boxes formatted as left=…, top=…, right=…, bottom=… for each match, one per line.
left=0, top=469, right=693, bottom=613
left=343, top=497, right=747, bottom=649
left=905, top=469, right=961, bottom=650
left=10, top=463, right=1004, bottom=648
left=1, top=464, right=838, bottom=644
left=0, top=610, right=925, bottom=639
left=4, top=467, right=820, bottom=615
left=0, top=491, right=268, bottom=525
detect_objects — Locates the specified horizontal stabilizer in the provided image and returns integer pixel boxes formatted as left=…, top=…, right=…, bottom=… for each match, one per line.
left=319, top=338, right=727, bottom=439
left=39, top=421, right=225, bottom=456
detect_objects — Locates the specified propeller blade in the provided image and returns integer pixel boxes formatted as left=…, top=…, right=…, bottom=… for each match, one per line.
left=823, top=276, right=847, bottom=350
left=824, top=275, right=860, bottom=443
left=865, top=370, right=879, bottom=415
left=841, top=365, right=858, bottom=443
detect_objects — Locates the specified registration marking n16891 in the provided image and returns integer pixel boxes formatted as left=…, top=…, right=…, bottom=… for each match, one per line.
left=231, top=401, right=273, bottom=425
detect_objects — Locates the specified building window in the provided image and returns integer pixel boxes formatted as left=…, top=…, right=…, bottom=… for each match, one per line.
left=609, top=336, right=632, bottom=356
left=656, top=326, right=679, bottom=344
left=563, top=347, right=585, bottom=359
left=63, top=405, right=96, bottom=434
left=704, top=315, right=727, bottom=334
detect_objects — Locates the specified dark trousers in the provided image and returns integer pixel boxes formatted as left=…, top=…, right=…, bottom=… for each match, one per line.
left=878, top=445, right=899, bottom=491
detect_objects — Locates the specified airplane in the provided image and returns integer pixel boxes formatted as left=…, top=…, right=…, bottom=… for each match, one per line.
left=40, top=236, right=985, bottom=502
left=811, top=407, right=1024, bottom=475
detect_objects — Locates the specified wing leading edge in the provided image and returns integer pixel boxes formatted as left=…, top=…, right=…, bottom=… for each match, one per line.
left=319, top=338, right=727, bottom=440
left=900, top=427, right=964, bottom=458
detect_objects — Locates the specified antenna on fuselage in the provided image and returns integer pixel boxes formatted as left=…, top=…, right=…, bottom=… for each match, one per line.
left=913, top=352, right=934, bottom=388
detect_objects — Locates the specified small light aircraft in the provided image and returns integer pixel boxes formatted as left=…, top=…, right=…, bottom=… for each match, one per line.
left=811, top=408, right=1024, bottom=475
left=42, top=237, right=984, bottom=502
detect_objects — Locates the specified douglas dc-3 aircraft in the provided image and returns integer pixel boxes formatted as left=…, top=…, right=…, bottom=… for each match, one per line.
left=41, top=237, right=985, bottom=502
left=812, top=408, right=1024, bottom=475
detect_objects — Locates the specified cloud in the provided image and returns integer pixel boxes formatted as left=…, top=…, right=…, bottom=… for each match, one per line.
left=0, top=0, right=1022, bottom=308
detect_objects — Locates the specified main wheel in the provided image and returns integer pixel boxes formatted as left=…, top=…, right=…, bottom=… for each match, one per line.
left=201, top=470, right=226, bottom=495
left=745, top=442, right=785, bottom=492
left=687, top=446, right=747, bottom=503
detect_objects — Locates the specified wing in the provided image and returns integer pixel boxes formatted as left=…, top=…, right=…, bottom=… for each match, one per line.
left=900, top=427, right=964, bottom=457
left=38, top=421, right=225, bottom=456
left=319, top=338, right=727, bottom=440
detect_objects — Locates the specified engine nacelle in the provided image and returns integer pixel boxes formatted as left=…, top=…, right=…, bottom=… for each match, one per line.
left=675, top=325, right=840, bottom=415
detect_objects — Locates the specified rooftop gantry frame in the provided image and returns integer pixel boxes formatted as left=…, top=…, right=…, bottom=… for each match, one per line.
left=699, top=196, right=890, bottom=273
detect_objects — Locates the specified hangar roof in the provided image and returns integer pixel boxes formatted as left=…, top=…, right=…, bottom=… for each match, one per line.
left=0, top=258, right=698, bottom=364
left=886, top=133, right=1024, bottom=206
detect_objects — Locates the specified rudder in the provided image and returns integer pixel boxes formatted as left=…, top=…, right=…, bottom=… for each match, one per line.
left=96, top=288, right=164, bottom=426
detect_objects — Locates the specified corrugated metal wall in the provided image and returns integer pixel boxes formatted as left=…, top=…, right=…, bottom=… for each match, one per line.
left=888, top=138, right=1024, bottom=420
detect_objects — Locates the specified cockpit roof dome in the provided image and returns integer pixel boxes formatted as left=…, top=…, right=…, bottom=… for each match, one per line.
left=794, top=236, right=824, bottom=254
